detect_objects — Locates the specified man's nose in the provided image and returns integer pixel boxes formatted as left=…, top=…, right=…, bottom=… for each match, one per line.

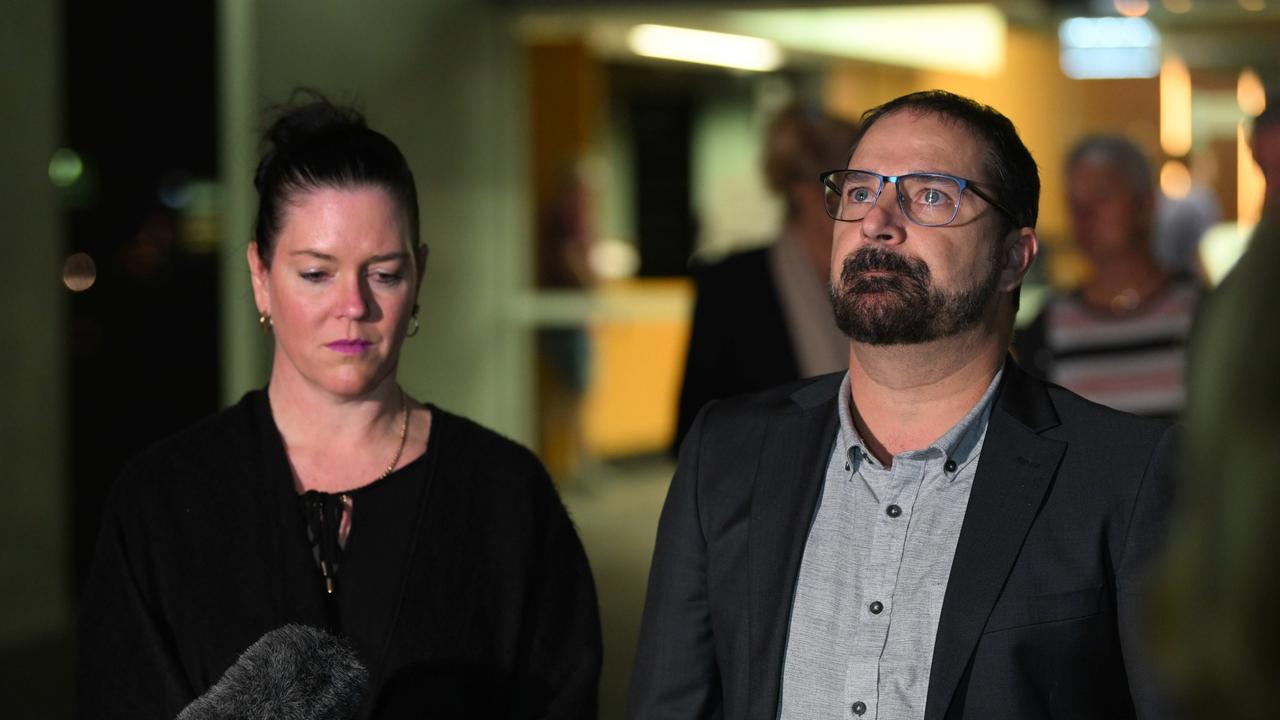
left=860, top=181, right=907, bottom=243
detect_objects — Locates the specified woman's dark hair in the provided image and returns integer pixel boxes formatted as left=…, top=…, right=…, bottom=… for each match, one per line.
left=253, top=91, right=420, bottom=266
left=846, top=90, right=1040, bottom=231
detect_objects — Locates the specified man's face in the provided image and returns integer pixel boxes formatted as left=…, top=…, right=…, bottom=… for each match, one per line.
left=829, top=110, right=1015, bottom=346
left=1067, top=159, right=1149, bottom=263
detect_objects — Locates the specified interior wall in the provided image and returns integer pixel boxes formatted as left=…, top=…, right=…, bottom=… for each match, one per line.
left=221, top=0, right=533, bottom=444
left=0, top=0, right=70, bottom=644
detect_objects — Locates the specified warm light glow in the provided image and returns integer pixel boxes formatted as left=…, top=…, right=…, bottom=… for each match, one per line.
left=1162, top=0, right=1192, bottom=13
left=1198, top=222, right=1251, bottom=286
left=727, top=5, right=1006, bottom=77
left=1160, top=57, right=1193, bottom=157
left=1239, top=0, right=1266, bottom=12
left=1238, top=120, right=1265, bottom=226
left=626, top=24, right=782, bottom=72
left=1160, top=160, right=1193, bottom=199
left=1115, top=0, right=1151, bottom=16
left=62, top=253, right=97, bottom=292
left=1238, top=67, right=1267, bottom=117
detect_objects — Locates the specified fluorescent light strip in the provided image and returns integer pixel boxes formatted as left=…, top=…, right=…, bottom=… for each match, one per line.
left=626, top=24, right=782, bottom=72
left=727, top=5, right=1005, bottom=78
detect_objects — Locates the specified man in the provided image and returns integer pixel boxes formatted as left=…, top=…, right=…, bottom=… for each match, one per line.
left=1015, top=136, right=1200, bottom=421
left=629, top=91, right=1178, bottom=720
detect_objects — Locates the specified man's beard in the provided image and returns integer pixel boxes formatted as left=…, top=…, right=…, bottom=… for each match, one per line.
left=828, top=244, right=1002, bottom=345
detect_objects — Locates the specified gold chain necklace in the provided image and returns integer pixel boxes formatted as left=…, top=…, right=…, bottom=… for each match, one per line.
left=376, top=388, right=410, bottom=480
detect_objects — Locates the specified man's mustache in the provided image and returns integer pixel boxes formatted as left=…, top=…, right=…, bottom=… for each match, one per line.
left=839, top=247, right=931, bottom=293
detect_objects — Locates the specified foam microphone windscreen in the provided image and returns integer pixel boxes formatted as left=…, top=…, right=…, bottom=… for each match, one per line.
left=176, top=624, right=368, bottom=720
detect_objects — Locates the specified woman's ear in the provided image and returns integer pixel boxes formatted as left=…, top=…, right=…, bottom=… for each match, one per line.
left=247, top=242, right=270, bottom=315
left=415, top=243, right=429, bottom=284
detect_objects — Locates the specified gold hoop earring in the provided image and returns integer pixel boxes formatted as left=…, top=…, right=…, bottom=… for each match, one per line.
left=406, top=304, right=420, bottom=338
left=258, top=311, right=273, bottom=335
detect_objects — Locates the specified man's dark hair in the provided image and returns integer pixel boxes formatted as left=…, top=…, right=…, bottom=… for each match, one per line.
left=252, top=90, right=420, bottom=267
left=846, top=90, right=1040, bottom=232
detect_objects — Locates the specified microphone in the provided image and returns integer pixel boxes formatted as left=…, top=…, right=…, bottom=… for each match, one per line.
left=176, top=624, right=368, bottom=720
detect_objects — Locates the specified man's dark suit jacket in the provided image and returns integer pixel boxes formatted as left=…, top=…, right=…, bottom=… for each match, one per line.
left=630, top=359, right=1179, bottom=719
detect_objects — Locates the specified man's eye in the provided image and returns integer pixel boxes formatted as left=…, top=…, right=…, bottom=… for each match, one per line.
left=849, top=187, right=873, bottom=203
left=371, top=271, right=404, bottom=286
left=920, top=188, right=948, bottom=206
left=300, top=270, right=328, bottom=282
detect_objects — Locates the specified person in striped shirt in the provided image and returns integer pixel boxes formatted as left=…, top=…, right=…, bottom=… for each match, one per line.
left=1015, top=135, right=1200, bottom=421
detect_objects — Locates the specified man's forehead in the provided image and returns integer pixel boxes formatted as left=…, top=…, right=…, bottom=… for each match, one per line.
left=849, top=109, right=986, bottom=174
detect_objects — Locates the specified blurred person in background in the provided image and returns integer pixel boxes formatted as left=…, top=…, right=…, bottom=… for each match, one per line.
left=1015, top=135, right=1199, bottom=421
left=1151, top=189, right=1280, bottom=720
left=78, top=95, right=601, bottom=719
left=1152, top=151, right=1219, bottom=283
left=536, top=162, right=597, bottom=487
left=673, top=102, right=857, bottom=450
left=1251, top=94, right=1280, bottom=229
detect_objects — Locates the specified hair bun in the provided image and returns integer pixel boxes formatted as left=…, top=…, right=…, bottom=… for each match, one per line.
left=255, top=91, right=366, bottom=191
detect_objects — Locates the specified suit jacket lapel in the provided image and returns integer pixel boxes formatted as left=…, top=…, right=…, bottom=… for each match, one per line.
left=747, top=375, right=840, bottom=718
left=924, top=361, right=1066, bottom=719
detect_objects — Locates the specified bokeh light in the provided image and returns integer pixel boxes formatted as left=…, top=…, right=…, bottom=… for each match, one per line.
left=62, top=252, right=97, bottom=292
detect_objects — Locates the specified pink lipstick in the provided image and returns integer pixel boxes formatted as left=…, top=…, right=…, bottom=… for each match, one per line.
left=326, top=339, right=373, bottom=355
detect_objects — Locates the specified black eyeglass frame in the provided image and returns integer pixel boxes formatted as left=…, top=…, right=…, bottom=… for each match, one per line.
left=820, top=169, right=1019, bottom=227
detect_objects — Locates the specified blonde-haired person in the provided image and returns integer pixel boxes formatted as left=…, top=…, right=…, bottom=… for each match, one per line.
left=674, top=102, right=858, bottom=451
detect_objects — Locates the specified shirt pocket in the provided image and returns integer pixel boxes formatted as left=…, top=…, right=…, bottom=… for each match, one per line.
left=983, top=585, right=1104, bottom=633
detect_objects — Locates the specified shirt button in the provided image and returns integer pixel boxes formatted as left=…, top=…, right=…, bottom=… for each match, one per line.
left=886, top=504, right=902, bottom=518
left=944, top=458, right=958, bottom=473
left=869, top=600, right=884, bottom=614
left=852, top=701, right=867, bottom=716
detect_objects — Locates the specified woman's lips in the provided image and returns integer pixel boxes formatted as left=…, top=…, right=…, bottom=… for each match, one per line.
left=326, top=339, right=374, bottom=355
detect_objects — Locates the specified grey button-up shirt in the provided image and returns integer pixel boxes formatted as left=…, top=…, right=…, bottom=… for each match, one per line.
left=778, top=368, right=1003, bottom=720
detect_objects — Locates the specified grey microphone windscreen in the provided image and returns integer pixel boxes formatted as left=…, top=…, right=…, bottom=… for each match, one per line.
left=176, top=624, right=367, bottom=720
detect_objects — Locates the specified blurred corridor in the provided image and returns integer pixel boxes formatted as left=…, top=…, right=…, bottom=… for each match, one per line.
left=4, top=0, right=1278, bottom=717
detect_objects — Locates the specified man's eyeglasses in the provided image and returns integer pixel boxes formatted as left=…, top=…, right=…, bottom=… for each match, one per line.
left=821, top=169, right=1017, bottom=227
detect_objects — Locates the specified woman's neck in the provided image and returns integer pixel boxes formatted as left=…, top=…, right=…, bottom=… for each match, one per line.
left=266, top=368, right=415, bottom=493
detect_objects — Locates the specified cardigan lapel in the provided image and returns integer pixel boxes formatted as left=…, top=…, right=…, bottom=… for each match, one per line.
left=924, top=361, right=1066, bottom=720
left=746, top=374, right=841, bottom=718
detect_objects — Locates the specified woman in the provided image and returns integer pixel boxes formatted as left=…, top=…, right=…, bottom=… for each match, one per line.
left=78, top=97, right=602, bottom=718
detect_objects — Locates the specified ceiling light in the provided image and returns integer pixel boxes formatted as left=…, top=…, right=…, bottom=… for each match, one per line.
left=1059, top=17, right=1161, bottom=79
left=626, top=24, right=782, bottom=72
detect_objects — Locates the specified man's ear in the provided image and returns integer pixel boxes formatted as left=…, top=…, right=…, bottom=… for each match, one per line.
left=999, top=226, right=1038, bottom=292
left=247, top=242, right=270, bottom=316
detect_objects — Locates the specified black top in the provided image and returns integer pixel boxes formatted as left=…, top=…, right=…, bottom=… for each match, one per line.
left=675, top=247, right=799, bottom=453
left=78, top=390, right=601, bottom=719
left=298, top=444, right=431, bottom=664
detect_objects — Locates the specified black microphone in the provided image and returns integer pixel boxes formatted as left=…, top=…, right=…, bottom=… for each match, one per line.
left=176, top=624, right=368, bottom=720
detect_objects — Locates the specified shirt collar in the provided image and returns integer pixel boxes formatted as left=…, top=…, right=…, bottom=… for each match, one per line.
left=837, top=366, right=1004, bottom=473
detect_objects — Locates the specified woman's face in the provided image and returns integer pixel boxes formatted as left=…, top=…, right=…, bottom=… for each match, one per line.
left=249, top=185, right=424, bottom=399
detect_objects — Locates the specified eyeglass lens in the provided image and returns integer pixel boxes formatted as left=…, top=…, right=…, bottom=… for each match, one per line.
left=824, top=171, right=964, bottom=226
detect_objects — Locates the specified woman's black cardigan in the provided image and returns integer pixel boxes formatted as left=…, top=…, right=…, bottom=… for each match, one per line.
left=77, top=390, right=602, bottom=719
